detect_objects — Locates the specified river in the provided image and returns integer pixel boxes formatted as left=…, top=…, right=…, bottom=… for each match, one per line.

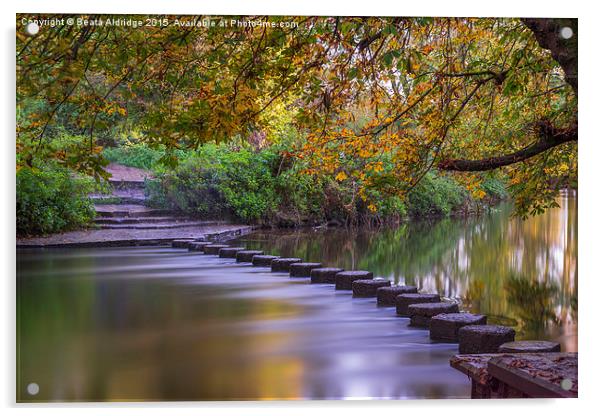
left=16, top=194, right=577, bottom=401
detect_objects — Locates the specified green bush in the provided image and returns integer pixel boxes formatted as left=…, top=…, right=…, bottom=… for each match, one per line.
left=482, top=176, right=509, bottom=200
left=374, top=194, right=407, bottom=220
left=148, top=144, right=280, bottom=223
left=273, top=163, right=329, bottom=225
left=146, top=142, right=491, bottom=225
left=17, top=166, right=95, bottom=236
left=102, top=143, right=164, bottom=170
left=407, top=172, right=467, bottom=217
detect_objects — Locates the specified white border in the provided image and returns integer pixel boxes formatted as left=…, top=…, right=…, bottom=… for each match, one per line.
left=3, top=1, right=600, bottom=415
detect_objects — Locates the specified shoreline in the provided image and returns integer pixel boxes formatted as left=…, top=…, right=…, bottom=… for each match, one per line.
left=16, top=224, right=256, bottom=249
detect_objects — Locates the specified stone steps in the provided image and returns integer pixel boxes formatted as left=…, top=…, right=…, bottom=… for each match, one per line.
left=91, top=188, right=146, bottom=198
left=94, top=196, right=217, bottom=230
left=92, top=195, right=147, bottom=205
left=92, top=174, right=203, bottom=230
left=108, top=179, right=147, bottom=190
left=91, top=184, right=147, bottom=205
left=172, top=240, right=543, bottom=356
left=18, top=163, right=257, bottom=246
left=164, top=239, right=571, bottom=399
left=98, top=220, right=225, bottom=230
left=94, top=204, right=170, bottom=217
left=95, top=209, right=172, bottom=218
left=95, top=216, right=187, bottom=224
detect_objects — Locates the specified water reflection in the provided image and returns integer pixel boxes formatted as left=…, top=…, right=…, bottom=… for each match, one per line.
left=235, top=194, right=577, bottom=351
left=16, top=194, right=576, bottom=401
left=504, top=275, right=559, bottom=333
left=17, top=249, right=470, bottom=401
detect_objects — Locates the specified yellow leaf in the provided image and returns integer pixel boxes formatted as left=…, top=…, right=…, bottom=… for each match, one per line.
left=335, top=171, right=348, bottom=182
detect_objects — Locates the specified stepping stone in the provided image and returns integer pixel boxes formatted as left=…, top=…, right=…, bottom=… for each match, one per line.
left=290, top=262, right=323, bottom=278
left=458, top=325, right=516, bottom=354
left=377, top=285, right=418, bottom=306
left=271, top=258, right=303, bottom=272
left=203, top=244, right=229, bottom=255
left=408, top=302, right=460, bottom=327
left=252, top=255, right=279, bottom=267
left=498, top=340, right=561, bottom=353
left=352, top=279, right=391, bottom=297
left=335, top=271, right=373, bottom=290
left=310, top=267, right=344, bottom=284
left=172, top=239, right=196, bottom=248
left=430, top=313, right=487, bottom=342
left=395, top=293, right=440, bottom=316
left=236, top=250, right=264, bottom=263
left=188, top=241, right=212, bottom=251
left=218, top=247, right=246, bottom=258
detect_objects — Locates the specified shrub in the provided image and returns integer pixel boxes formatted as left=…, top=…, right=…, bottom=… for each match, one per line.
left=373, top=194, right=407, bottom=220
left=102, top=143, right=164, bottom=170
left=482, top=176, right=509, bottom=200
left=148, top=144, right=280, bottom=223
left=273, top=162, right=329, bottom=225
left=17, top=166, right=95, bottom=236
left=147, top=143, right=488, bottom=224
left=359, top=186, right=407, bottom=224
left=407, top=172, right=467, bottom=217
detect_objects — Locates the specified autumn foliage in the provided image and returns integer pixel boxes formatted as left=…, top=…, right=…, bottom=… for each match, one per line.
left=16, top=15, right=577, bottom=217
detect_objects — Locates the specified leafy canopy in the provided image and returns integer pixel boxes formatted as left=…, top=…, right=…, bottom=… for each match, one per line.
left=16, top=15, right=577, bottom=217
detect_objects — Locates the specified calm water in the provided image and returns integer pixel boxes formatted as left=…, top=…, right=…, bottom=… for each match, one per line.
left=235, top=194, right=577, bottom=351
left=16, top=194, right=576, bottom=402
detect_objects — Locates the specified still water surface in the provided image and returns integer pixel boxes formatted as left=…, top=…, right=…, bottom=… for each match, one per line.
left=16, top=195, right=576, bottom=401
left=234, top=195, right=577, bottom=352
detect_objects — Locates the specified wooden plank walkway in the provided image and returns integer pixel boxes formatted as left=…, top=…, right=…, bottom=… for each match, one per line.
left=450, top=353, right=577, bottom=398
left=488, top=353, right=577, bottom=398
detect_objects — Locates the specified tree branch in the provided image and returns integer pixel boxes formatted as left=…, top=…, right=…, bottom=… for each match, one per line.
left=438, top=19, right=579, bottom=173
left=438, top=122, right=577, bottom=171
left=521, top=18, right=577, bottom=95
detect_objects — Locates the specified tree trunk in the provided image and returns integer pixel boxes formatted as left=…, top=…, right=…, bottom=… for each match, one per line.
left=521, top=18, right=578, bottom=95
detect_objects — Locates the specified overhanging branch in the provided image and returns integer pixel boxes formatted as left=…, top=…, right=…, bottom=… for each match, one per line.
left=438, top=122, right=577, bottom=172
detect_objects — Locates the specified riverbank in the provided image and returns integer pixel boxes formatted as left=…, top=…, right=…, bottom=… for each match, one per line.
left=115, top=143, right=509, bottom=227
left=17, top=144, right=510, bottom=242
left=16, top=224, right=255, bottom=248
left=16, top=161, right=507, bottom=247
